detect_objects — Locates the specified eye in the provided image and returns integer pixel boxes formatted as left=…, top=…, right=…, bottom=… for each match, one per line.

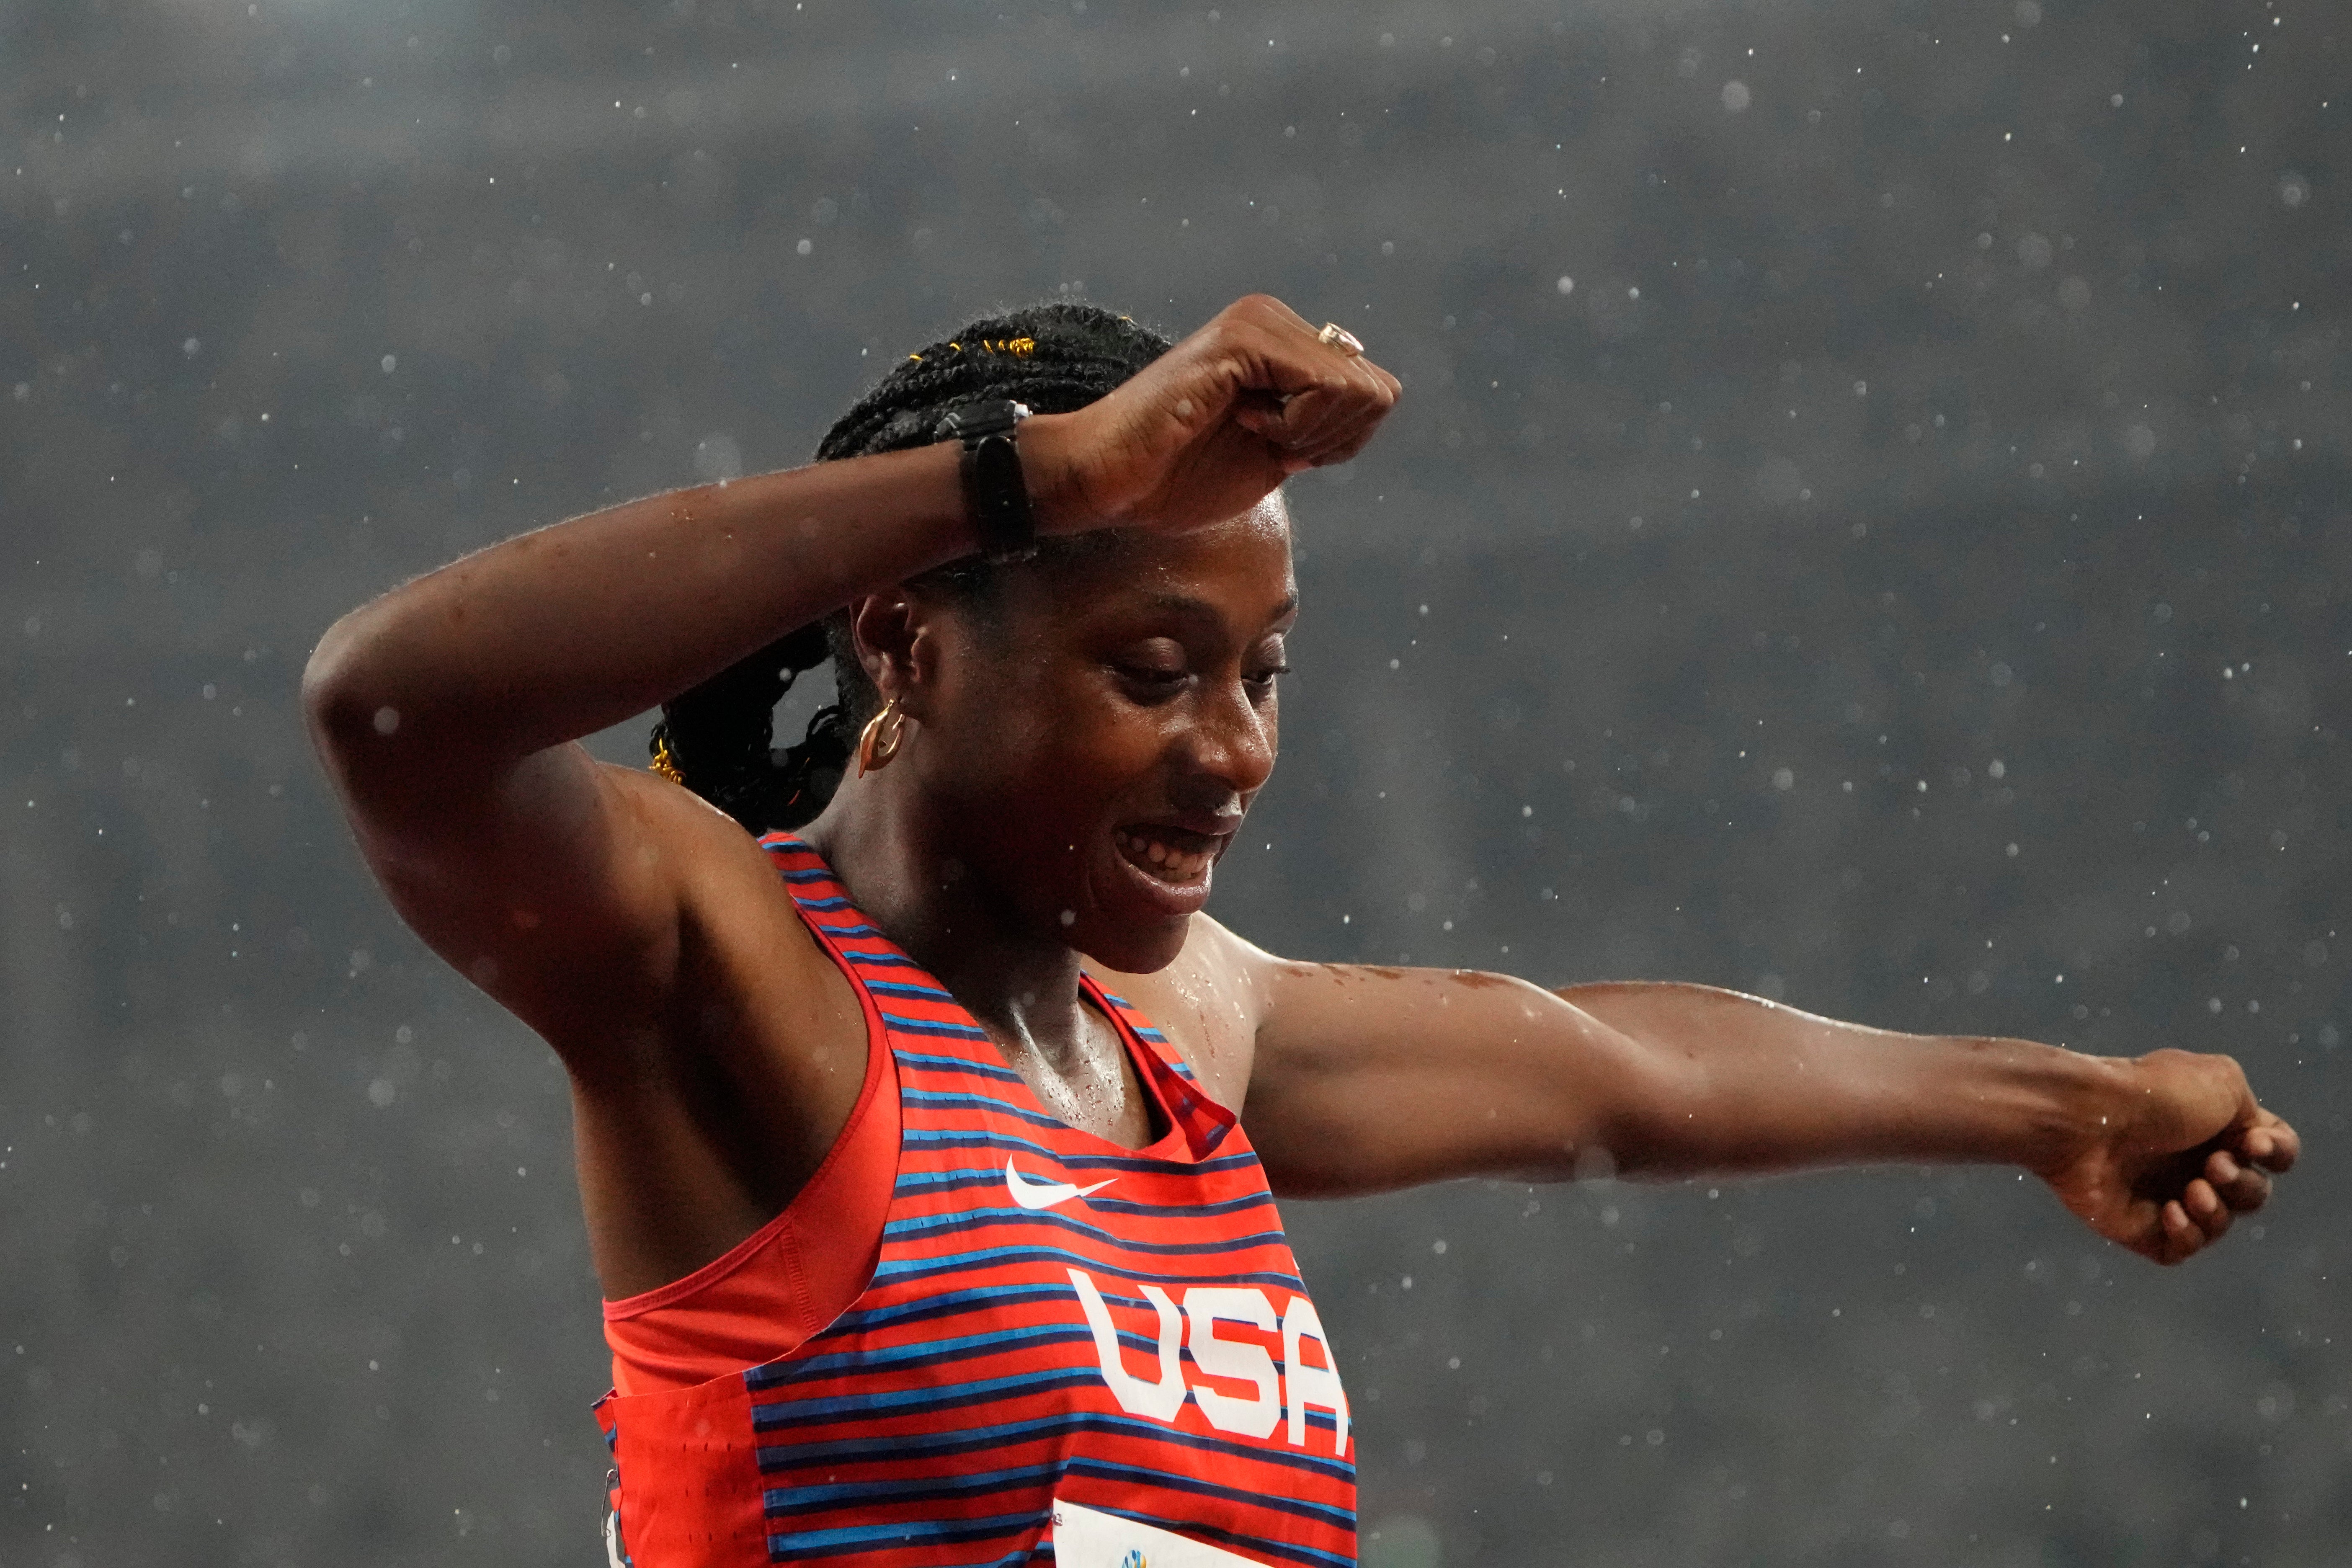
left=1111, top=655, right=1190, bottom=700
left=1245, top=636, right=1291, bottom=696
left=1109, top=636, right=1190, bottom=696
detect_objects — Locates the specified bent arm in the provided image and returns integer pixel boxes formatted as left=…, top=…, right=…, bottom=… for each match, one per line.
left=299, top=440, right=989, bottom=1057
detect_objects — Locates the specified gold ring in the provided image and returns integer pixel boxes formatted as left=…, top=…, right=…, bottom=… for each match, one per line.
left=1316, top=322, right=1365, bottom=357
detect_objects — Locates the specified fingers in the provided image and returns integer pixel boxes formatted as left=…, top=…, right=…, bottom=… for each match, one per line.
left=2158, top=1199, right=2203, bottom=1264
left=2143, top=1147, right=2278, bottom=1267
left=1266, top=387, right=1395, bottom=473
left=1209, top=302, right=1402, bottom=462
left=2204, top=1148, right=2272, bottom=1213
left=2239, top=1109, right=2300, bottom=1173
left=1278, top=360, right=1403, bottom=470
left=2183, top=1173, right=2234, bottom=1239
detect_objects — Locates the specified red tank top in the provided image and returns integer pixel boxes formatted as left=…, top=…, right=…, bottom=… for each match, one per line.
left=591, top=833, right=1357, bottom=1567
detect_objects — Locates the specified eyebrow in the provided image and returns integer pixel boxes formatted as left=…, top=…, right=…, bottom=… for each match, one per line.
left=1136, top=590, right=1301, bottom=628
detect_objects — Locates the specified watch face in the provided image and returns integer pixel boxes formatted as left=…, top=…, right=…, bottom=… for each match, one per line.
left=939, top=398, right=1028, bottom=443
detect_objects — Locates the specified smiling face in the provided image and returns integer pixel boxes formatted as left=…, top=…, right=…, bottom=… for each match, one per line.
left=888, top=496, right=1296, bottom=973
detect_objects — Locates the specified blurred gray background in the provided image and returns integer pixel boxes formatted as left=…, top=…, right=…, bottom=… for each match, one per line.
left=4, top=0, right=2345, bottom=1563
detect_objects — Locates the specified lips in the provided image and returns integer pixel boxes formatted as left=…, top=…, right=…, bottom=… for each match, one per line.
left=1113, top=821, right=1231, bottom=895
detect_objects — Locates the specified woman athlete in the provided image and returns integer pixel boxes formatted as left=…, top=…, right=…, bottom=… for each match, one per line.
left=302, top=294, right=2298, bottom=1568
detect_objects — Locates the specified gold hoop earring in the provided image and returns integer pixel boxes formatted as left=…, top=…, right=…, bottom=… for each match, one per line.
left=856, top=696, right=909, bottom=777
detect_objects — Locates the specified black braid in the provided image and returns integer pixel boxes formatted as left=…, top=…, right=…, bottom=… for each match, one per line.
left=650, top=300, right=1175, bottom=836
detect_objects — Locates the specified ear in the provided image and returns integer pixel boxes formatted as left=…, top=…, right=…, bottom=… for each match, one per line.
left=844, top=590, right=943, bottom=717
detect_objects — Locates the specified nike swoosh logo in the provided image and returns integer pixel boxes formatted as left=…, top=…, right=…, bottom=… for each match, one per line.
left=1005, top=1158, right=1116, bottom=1211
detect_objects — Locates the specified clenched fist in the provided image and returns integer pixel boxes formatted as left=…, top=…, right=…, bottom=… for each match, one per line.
left=1016, top=294, right=1403, bottom=540
left=2038, top=1047, right=2300, bottom=1265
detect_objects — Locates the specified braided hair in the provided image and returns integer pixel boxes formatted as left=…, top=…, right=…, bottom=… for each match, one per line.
left=647, top=301, right=1176, bottom=835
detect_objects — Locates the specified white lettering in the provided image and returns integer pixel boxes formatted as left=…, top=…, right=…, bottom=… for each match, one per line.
left=1067, top=1269, right=1347, bottom=1454
left=1182, top=1287, right=1281, bottom=1439
left=1067, top=1268, right=1187, bottom=1422
left=1282, top=1295, right=1350, bottom=1455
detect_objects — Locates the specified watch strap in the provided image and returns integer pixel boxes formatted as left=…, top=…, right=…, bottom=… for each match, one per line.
left=933, top=399, right=1038, bottom=564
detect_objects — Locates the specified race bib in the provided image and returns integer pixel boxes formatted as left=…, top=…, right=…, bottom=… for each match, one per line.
left=1051, top=1498, right=1268, bottom=1568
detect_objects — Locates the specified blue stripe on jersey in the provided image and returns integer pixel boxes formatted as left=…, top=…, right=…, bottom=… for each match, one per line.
left=843, top=949, right=925, bottom=969
left=765, top=1510, right=1037, bottom=1561
left=891, top=1166, right=1277, bottom=1220
left=797, top=1284, right=1075, bottom=1348
left=754, top=1410, right=1356, bottom=1486
left=883, top=1204, right=1293, bottom=1260
left=793, top=895, right=853, bottom=911
left=865, top=980, right=958, bottom=1003
left=763, top=1458, right=1066, bottom=1518
left=893, top=1050, right=1027, bottom=1085
left=756, top=1367, right=1337, bottom=1448
left=898, top=1127, right=1073, bottom=1164
left=750, top=1322, right=1101, bottom=1387
left=1064, top=1457, right=1355, bottom=1533
left=896, top=1130, right=1261, bottom=1179
left=872, top=1243, right=1305, bottom=1295
left=901, top=1091, right=1076, bottom=1131
left=883, top=1015, right=997, bottom=1043
left=751, top=1367, right=1106, bottom=1431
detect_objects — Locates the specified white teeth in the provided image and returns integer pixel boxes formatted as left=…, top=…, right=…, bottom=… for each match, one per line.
left=1117, top=829, right=1213, bottom=885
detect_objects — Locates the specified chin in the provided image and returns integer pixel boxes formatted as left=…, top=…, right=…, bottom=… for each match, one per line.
left=1059, top=830, right=1225, bottom=972
left=1075, top=915, right=1193, bottom=977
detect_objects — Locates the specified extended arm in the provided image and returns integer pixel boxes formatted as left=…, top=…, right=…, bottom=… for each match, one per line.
left=1234, top=954, right=2297, bottom=1265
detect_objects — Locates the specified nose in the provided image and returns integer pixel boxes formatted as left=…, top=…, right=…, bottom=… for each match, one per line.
left=1173, top=676, right=1277, bottom=808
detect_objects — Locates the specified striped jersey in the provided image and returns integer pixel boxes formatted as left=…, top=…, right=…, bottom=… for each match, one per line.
left=592, top=833, right=1357, bottom=1568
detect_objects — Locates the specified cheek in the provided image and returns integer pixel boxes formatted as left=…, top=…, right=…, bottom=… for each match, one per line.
left=928, top=666, right=1150, bottom=818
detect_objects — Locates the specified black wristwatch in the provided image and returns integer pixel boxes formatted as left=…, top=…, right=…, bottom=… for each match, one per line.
left=932, top=399, right=1038, bottom=564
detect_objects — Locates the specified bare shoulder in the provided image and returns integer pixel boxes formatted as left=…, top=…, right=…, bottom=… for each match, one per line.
left=528, top=763, right=850, bottom=1079
left=552, top=770, right=871, bottom=1294
left=1083, top=912, right=1279, bottom=1114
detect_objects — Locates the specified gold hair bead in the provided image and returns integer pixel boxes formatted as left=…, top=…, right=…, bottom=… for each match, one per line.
left=648, top=733, right=685, bottom=784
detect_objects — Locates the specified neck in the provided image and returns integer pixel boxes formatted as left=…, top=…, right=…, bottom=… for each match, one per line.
left=801, top=769, right=1092, bottom=1065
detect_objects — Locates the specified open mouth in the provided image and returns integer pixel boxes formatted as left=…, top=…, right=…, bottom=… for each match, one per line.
left=1114, top=823, right=1226, bottom=890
